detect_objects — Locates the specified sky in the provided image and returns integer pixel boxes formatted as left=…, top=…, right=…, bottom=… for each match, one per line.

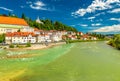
left=0, top=0, right=120, bottom=33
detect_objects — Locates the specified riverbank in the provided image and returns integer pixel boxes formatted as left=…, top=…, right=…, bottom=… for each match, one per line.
left=7, top=42, right=66, bottom=50
left=107, top=34, right=120, bottom=50
left=66, top=39, right=107, bottom=43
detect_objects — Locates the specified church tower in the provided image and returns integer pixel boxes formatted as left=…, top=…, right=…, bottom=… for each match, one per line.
left=36, top=16, right=43, bottom=24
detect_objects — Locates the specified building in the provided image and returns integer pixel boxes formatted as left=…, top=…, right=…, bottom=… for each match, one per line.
left=21, top=26, right=34, bottom=32
left=77, top=32, right=84, bottom=36
left=36, top=16, right=43, bottom=24
left=5, top=32, right=36, bottom=44
left=0, top=16, right=29, bottom=34
left=81, top=34, right=89, bottom=40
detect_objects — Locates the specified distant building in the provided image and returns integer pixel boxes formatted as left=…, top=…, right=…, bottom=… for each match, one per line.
left=77, top=32, right=84, bottom=36
left=21, top=26, right=34, bottom=32
left=36, top=16, right=43, bottom=24
left=81, top=34, right=89, bottom=40
left=0, top=16, right=29, bottom=34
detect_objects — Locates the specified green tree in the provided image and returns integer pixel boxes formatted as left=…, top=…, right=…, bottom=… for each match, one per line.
left=8, top=12, right=11, bottom=16
left=21, top=13, right=26, bottom=19
left=26, top=42, right=31, bottom=47
left=108, top=34, right=120, bottom=50
left=0, top=34, right=5, bottom=43
left=114, top=35, right=120, bottom=49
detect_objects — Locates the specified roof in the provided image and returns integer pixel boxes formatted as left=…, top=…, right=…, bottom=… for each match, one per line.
left=0, top=16, right=28, bottom=26
left=34, top=28, right=39, bottom=31
left=6, top=32, right=36, bottom=37
left=82, top=34, right=89, bottom=38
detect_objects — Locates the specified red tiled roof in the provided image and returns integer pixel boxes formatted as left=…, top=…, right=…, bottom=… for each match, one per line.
left=6, top=32, right=36, bottom=37
left=82, top=34, right=89, bottom=38
left=0, top=16, right=28, bottom=26
left=34, top=28, right=39, bottom=31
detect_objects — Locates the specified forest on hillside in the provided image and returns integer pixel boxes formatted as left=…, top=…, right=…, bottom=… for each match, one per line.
left=22, top=14, right=77, bottom=32
left=0, top=13, right=77, bottom=32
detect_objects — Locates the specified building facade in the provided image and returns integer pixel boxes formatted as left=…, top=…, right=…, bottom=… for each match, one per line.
left=0, top=16, right=29, bottom=34
left=5, top=32, right=36, bottom=44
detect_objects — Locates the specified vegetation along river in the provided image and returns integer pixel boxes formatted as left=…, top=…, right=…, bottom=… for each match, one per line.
left=0, top=41, right=120, bottom=81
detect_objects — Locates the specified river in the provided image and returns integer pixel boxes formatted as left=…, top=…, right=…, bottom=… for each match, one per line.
left=0, top=41, right=120, bottom=81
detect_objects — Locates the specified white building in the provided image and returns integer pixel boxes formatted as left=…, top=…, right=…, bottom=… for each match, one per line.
left=0, top=16, right=29, bottom=34
left=5, top=32, right=36, bottom=44
left=21, top=26, right=34, bottom=32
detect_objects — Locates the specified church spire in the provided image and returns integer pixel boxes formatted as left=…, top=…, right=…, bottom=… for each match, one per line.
left=36, top=16, right=43, bottom=24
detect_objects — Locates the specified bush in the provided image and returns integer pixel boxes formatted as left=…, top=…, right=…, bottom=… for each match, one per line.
left=108, top=34, right=120, bottom=50
left=3, top=47, right=7, bottom=49
left=107, top=39, right=115, bottom=47
left=9, top=44, right=14, bottom=48
left=16, top=44, right=19, bottom=47
left=16, top=44, right=25, bottom=48
left=26, top=42, right=31, bottom=47
left=114, top=35, right=120, bottom=49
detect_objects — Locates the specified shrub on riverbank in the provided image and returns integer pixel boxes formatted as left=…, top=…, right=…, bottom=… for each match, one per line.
left=26, top=42, right=31, bottom=47
left=0, top=34, right=5, bottom=43
left=114, top=35, right=120, bottom=49
left=16, top=44, right=25, bottom=48
left=9, top=44, right=14, bottom=48
left=108, top=34, right=120, bottom=50
left=67, top=39, right=106, bottom=43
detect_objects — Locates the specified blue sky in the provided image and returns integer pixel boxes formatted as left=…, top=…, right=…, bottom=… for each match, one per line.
left=0, top=0, right=120, bottom=33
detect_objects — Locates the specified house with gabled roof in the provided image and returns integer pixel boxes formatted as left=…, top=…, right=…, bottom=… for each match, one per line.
left=0, top=16, right=29, bottom=34
left=5, top=32, right=36, bottom=44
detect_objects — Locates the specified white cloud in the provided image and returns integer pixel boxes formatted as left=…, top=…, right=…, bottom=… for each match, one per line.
left=0, top=7, right=13, bottom=12
left=72, top=0, right=120, bottom=17
left=95, top=12, right=105, bottom=16
left=28, top=1, right=47, bottom=10
left=110, top=18, right=120, bottom=22
left=91, top=23, right=101, bottom=26
left=92, top=24, right=120, bottom=32
left=88, top=16, right=95, bottom=20
left=109, top=8, right=120, bottom=13
left=80, top=24, right=88, bottom=27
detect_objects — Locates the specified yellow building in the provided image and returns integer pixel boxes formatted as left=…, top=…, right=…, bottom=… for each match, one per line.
left=0, top=16, right=29, bottom=34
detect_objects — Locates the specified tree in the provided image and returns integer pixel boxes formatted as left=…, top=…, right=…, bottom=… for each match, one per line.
left=24, top=17, right=77, bottom=32
left=21, top=13, right=26, bottom=19
left=114, top=35, right=120, bottom=49
left=0, top=34, right=5, bottom=43
left=17, top=29, right=20, bottom=32
left=8, top=12, right=11, bottom=16
left=108, top=34, right=120, bottom=50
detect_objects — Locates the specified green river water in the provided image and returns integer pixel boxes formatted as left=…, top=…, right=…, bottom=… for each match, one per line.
left=0, top=41, right=120, bottom=81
